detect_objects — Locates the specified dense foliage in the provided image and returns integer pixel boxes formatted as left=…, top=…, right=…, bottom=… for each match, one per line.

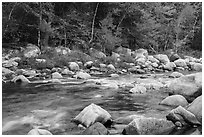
left=2, top=2, right=202, bottom=54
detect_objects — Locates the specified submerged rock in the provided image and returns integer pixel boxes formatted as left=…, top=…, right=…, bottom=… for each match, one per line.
left=123, top=117, right=175, bottom=135
left=187, top=96, right=202, bottom=123
left=72, top=103, right=112, bottom=128
left=27, top=128, right=52, bottom=135
left=160, top=95, right=188, bottom=107
left=82, top=122, right=109, bottom=135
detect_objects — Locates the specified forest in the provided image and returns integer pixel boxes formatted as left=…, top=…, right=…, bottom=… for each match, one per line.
left=2, top=2, right=202, bottom=55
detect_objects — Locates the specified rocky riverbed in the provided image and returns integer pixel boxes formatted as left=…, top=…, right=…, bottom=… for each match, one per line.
left=2, top=44, right=202, bottom=135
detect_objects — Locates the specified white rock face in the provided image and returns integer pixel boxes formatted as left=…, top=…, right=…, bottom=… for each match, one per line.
left=73, top=103, right=112, bottom=127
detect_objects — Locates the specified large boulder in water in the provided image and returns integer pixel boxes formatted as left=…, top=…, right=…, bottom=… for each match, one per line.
left=82, top=122, right=109, bottom=135
left=168, top=72, right=202, bottom=102
left=166, top=106, right=201, bottom=127
left=187, top=96, right=202, bottom=123
left=72, top=103, right=112, bottom=128
left=160, top=95, right=188, bottom=107
left=122, top=117, right=175, bottom=135
left=27, top=128, right=52, bottom=135
left=154, top=54, right=170, bottom=64
left=11, top=75, right=30, bottom=84
left=23, top=43, right=41, bottom=58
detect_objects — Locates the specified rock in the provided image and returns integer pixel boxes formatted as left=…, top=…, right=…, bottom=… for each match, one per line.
left=23, top=70, right=37, bottom=77
left=99, top=63, right=106, bottom=68
left=169, top=72, right=184, bottom=78
left=160, top=95, right=188, bottom=107
left=191, top=62, right=202, bottom=71
left=69, top=62, right=80, bottom=71
left=168, top=72, right=202, bottom=102
left=23, top=43, right=41, bottom=58
left=115, top=46, right=132, bottom=56
left=148, top=55, right=159, bottom=63
left=114, top=115, right=145, bottom=125
left=52, top=72, right=63, bottom=79
left=61, top=68, right=74, bottom=75
left=36, top=58, right=46, bottom=63
left=151, top=62, right=158, bottom=68
left=130, top=85, right=146, bottom=94
left=82, top=122, right=109, bottom=135
left=89, top=48, right=106, bottom=59
left=163, top=62, right=176, bottom=71
left=107, top=64, right=115, bottom=70
left=2, top=67, right=14, bottom=76
left=74, top=71, right=91, bottom=79
left=128, top=66, right=138, bottom=73
left=11, top=75, right=30, bottom=84
left=166, top=106, right=201, bottom=126
left=27, top=128, right=52, bottom=135
left=136, top=57, right=146, bottom=65
left=55, top=46, right=71, bottom=55
left=187, top=96, right=202, bottom=123
left=136, top=69, right=145, bottom=74
left=72, top=103, right=112, bottom=128
left=169, top=53, right=181, bottom=62
left=174, top=59, right=187, bottom=68
left=175, top=67, right=185, bottom=71
left=2, top=60, right=18, bottom=68
left=154, top=54, right=170, bottom=64
left=184, top=56, right=197, bottom=62
left=123, top=117, right=175, bottom=135
left=109, top=74, right=119, bottom=78
left=84, top=61, right=93, bottom=69
left=134, top=48, right=148, bottom=60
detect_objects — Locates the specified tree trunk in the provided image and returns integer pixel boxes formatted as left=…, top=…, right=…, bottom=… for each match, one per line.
left=89, top=3, right=99, bottom=44
left=38, top=2, right=42, bottom=49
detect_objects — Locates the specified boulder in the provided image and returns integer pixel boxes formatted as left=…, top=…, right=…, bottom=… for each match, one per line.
left=130, top=85, right=147, bottom=94
left=89, top=48, right=106, bottom=59
left=36, top=58, right=46, bottom=63
left=148, top=55, right=159, bottom=63
left=107, top=64, right=115, bottom=70
left=163, top=62, right=176, bottom=71
left=190, top=62, right=202, bottom=71
left=74, top=71, right=91, bottom=79
left=82, top=122, right=109, bottom=135
left=61, top=68, right=74, bottom=75
left=168, top=73, right=202, bottom=102
left=52, top=72, right=63, bottom=79
left=136, top=69, right=145, bottom=74
left=72, top=103, right=112, bottom=128
left=135, top=57, right=146, bottom=65
left=151, top=62, right=158, bottom=68
left=187, top=96, right=202, bottom=123
left=55, top=46, right=71, bottom=55
left=166, top=106, right=201, bottom=126
left=27, top=128, right=52, bottom=135
left=123, top=117, right=175, bottom=135
left=160, top=95, right=188, bottom=107
left=169, top=72, right=184, bottom=78
left=99, top=63, right=106, bottom=68
left=69, top=62, right=80, bottom=71
left=134, top=48, right=148, bottom=60
left=154, top=54, right=170, bottom=64
left=2, top=60, right=18, bottom=68
left=2, top=67, right=14, bottom=76
left=23, top=43, right=41, bottom=58
left=169, top=53, right=181, bottom=62
left=11, top=75, right=30, bottom=84
left=84, top=61, right=93, bottom=69
left=174, top=59, right=187, bottom=68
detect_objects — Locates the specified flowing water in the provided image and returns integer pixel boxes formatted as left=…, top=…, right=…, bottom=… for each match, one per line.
left=2, top=75, right=201, bottom=135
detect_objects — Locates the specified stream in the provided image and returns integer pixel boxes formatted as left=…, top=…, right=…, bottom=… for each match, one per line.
left=2, top=74, right=201, bottom=135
